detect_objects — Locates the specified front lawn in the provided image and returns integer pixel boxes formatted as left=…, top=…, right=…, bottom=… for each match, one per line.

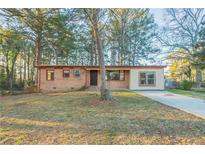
left=0, top=91, right=205, bottom=144
left=168, top=89, right=205, bottom=100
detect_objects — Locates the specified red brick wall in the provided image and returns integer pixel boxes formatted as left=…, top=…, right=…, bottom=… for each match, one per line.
left=39, top=67, right=87, bottom=92
left=39, top=68, right=130, bottom=91
left=106, top=70, right=129, bottom=89
left=97, top=70, right=129, bottom=89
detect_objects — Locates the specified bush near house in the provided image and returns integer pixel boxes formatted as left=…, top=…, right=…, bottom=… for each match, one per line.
left=179, top=80, right=193, bottom=90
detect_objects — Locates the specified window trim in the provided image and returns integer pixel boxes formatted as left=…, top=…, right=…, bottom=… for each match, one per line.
left=63, top=69, right=70, bottom=78
left=139, top=71, right=156, bottom=87
left=106, top=70, right=125, bottom=81
left=46, top=69, right=55, bottom=81
left=74, top=69, right=81, bottom=78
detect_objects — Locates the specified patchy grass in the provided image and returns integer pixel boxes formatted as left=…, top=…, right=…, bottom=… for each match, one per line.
left=168, top=89, right=205, bottom=100
left=0, top=91, right=205, bottom=144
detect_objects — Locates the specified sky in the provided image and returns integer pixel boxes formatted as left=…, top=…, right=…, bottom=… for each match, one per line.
left=150, top=8, right=166, bottom=26
left=149, top=9, right=168, bottom=66
left=0, top=8, right=166, bottom=27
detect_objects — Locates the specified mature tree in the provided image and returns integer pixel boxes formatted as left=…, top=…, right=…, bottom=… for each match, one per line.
left=83, top=9, right=112, bottom=100
left=107, top=9, right=159, bottom=65
left=159, top=8, right=205, bottom=87
left=0, top=27, right=25, bottom=91
left=168, top=50, right=194, bottom=81
left=1, top=9, right=53, bottom=65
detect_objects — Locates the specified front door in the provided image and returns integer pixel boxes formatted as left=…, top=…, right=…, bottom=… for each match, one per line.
left=90, top=70, right=97, bottom=86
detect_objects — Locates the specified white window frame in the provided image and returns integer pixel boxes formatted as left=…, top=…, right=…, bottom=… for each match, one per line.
left=139, top=72, right=156, bottom=86
left=106, top=70, right=125, bottom=81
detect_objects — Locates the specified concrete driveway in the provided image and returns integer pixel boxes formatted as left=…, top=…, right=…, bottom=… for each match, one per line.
left=136, top=91, right=205, bottom=119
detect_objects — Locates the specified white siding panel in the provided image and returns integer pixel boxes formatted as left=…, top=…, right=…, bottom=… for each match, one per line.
left=129, top=68, right=164, bottom=90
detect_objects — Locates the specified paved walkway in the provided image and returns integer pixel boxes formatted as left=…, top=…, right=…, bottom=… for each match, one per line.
left=136, top=91, right=205, bottom=119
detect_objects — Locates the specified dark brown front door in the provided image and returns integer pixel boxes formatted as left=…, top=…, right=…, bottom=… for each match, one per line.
left=90, top=70, right=97, bottom=86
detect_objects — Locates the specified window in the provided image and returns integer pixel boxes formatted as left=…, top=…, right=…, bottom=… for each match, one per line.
left=47, top=70, right=54, bottom=81
left=140, top=73, right=146, bottom=85
left=139, top=72, right=155, bottom=86
left=106, top=70, right=125, bottom=81
left=63, top=70, right=70, bottom=78
left=74, top=69, right=80, bottom=77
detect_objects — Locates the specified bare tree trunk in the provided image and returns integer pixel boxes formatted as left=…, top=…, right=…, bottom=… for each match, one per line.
left=94, top=49, right=98, bottom=65
left=27, top=52, right=30, bottom=80
left=5, top=52, right=10, bottom=89
left=9, top=56, right=17, bottom=93
left=111, top=42, right=116, bottom=65
left=23, top=55, right=27, bottom=81
left=19, top=56, right=22, bottom=82
left=90, top=44, right=94, bottom=65
left=196, top=66, right=202, bottom=88
left=90, top=30, right=96, bottom=66
left=35, top=32, right=42, bottom=91
left=31, top=57, right=35, bottom=82
left=111, top=50, right=116, bottom=65
left=119, top=17, right=125, bottom=65
left=92, top=9, right=112, bottom=100
left=35, top=32, right=42, bottom=66
left=94, top=37, right=98, bottom=66
left=56, top=52, right=58, bottom=65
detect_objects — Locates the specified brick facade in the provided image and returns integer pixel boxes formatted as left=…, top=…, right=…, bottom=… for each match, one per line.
left=37, top=65, right=165, bottom=92
left=39, top=67, right=87, bottom=92
left=38, top=67, right=130, bottom=92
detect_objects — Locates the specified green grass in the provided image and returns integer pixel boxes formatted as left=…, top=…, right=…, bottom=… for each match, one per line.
left=168, top=89, right=205, bottom=100
left=0, top=91, right=205, bottom=144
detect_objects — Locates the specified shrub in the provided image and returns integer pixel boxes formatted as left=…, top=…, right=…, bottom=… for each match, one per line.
left=26, top=79, right=35, bottom=86
left=13, top=80, right=24, bottom=90
left=24, top=85, right=37, bottom=93
left=180, top=80, right=193, bottom=90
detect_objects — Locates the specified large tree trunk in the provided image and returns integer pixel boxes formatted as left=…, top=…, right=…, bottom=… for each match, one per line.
left=35, top=32, right=42, bottom=66
left=90, top=30, right=95, bottom=65
left=23, top=55, right=27, bottom=81
left=119, top=17, right=125, bottom=65
left=9, top=73, right=13, bottom=92
left=9, top=57, right=17, bottom=93
left=31, top=60, right=35, bottom=82
left=35, top=32, right=42, bottom=92
left=111, top=42, right=117, bottom=65
left=5, top=52, right=10, bottom=89
left=92, top=9, right=112, bottom=100
left=111, top=50, right=116, bottom=66
left=27, top=52, right=30, bottom=80
left=55, top=52, right=58, bottom=65
left=196, top=66, right=202, bottom=88
left=19, top=56, right=22, bottom=82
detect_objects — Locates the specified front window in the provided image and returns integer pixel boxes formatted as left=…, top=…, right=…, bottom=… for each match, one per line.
left=74, top=69, right=80, bottom=77
left=107, top=70, right=125, bottom=81
left=139, top=72, right=155, bottom=86
left=47, top=70, right=54, bottom=81
left=63, top=70, right=70, bottom=78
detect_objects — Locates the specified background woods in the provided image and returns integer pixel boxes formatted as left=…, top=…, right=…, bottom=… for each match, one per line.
left=0, top=8, right=205, bottom=94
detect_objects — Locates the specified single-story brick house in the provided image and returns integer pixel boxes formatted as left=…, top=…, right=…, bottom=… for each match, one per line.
left=36, top=65, right=165, bottom=92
